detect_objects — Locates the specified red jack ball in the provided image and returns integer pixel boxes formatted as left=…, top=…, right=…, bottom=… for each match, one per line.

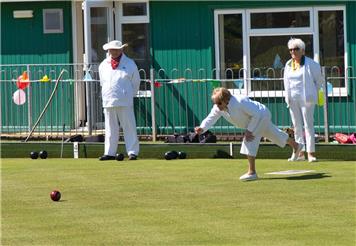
left=50, top=190, right=61, bottom=202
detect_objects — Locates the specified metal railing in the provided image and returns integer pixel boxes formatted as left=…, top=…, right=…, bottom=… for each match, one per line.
left=1, top=64, right=355, bottom=142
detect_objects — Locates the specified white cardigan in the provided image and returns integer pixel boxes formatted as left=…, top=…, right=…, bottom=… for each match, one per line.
left=200, top=95, right=271, bottom=135
left=283, top=56, right=324, bottom=107
left=99, top=54, right=140, bottom=108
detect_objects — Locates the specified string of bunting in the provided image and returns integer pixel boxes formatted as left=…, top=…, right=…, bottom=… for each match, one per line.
left=153, top=78, right=244, bottom=89
left=13, top=71, right=54, bottom=105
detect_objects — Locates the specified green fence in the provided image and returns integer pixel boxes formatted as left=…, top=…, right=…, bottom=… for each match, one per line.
left=1, top=65, right=355, bottom=141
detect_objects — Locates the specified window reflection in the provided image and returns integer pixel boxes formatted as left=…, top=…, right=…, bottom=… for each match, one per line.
left=250, top=35, right=313, bottom=91
left=319, top=10, right=345, bottom=87
left=90, top=8, right=108, bottom=63
left=122, top=23, right=149, bottom=73
left=123, top=3, right=147, bottom=16
left=218, top=14, right=243, bottom=88
left=251, top=11, right=310, bottom=28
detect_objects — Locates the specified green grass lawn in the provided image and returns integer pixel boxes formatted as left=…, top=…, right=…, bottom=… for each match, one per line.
left=1, top=158, right=356, bottom=245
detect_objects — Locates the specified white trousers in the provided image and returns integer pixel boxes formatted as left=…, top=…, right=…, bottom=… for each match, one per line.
left=103, top=106, right=139, bottom=156
left=240, top=116, right=289, bottom=157
left=288, top=99, right=315, bottom=153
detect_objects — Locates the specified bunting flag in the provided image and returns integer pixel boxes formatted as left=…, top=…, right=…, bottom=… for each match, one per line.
left=13, top=89, right=26, bottom=105
left=39, top=75, right=50, bottom=82
left=154, top=81, right=163, bottom=88
left=16, top=71, right=30, bottom=90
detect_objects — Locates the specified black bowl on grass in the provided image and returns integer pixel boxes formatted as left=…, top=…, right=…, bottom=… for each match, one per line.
left=164, top=151, right=173, bottom=160
left=170, top=151, right=178, bottom=159
left=39, top=150, right=48, bottom=159
left=165, top=151, right=178, bottom=160
left=30, top=151, right=39, bottom=159
left=178, top=151, right=187, bottom=159
left=116, top=153, right=124, bottom=161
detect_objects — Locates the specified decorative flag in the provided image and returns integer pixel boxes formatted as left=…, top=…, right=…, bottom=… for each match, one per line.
left=13, top=89, right=26, bottom=105
left=169, top=78, right=185, bottom=84
left=327, top=82, right=333, bottom=95
left=16, top=71, right=30, bottom=90
left=83, top=71, right=93, bottom=81
left=39, top=75, right=50, bottom=82
left=154, top=81, right=163, bottom=88
left=234, top=79, right=244, bottom=89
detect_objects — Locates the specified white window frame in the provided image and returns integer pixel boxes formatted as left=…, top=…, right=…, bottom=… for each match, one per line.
left=247, top=7, right=313, bottom=36
left=82, top=1, right=114, bottom=65
left=214, top=6, right=347, bottom=97
left=117, top=1, right=149, bottom=22
left=314, top=5, right=347, bottom=96
left=115, top=1, right=150, bottom=96
left=43, top=8, right=63, bottom=34
left=247, top=7, right=314, bottom=98
left=115, top=1, right=149, bottom=41
left=214, top=9, right=248, bottom=96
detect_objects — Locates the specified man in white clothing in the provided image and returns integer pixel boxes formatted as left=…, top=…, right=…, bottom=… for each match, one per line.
left=195, top=87, right=302, bottom=181
left=98, top=40, right=140, bottom=161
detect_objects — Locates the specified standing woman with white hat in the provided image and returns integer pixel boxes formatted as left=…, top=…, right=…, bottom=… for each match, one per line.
left=98, top=40, right=140, bottom=160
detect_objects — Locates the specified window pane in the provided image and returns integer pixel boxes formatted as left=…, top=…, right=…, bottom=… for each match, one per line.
left=250, top=35, right=313, bottom=91
left=43, top=9, right=63, bottom=33
left=123, top=3, right=147, bottom=16
left=319, top=10, right=345, bottom=87
left=45, top=12, right=60, bottom=30
left=90, top=8, right=109, bottom=63
left=251, top=11, right=309, bottom=28
left=218, top=14, right=243, bottom=87
left=89, top=7, right=108, bottom=63
left=122, top=23, right=150, bottom=74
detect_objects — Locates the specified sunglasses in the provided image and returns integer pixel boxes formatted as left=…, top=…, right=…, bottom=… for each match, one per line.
left=289, top=47, right=300, bottom=52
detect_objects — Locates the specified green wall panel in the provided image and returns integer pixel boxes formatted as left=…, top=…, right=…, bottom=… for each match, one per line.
left=150, top=2, right=214, bottom=77
left=1, top=1, right=72, bottom=65
left=1, top=2, right=74, bottom=132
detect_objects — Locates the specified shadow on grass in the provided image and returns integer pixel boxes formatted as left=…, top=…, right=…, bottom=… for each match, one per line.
left=55, top=200, right=67, bottom=203
left=263, top=173, right=331, bottom=180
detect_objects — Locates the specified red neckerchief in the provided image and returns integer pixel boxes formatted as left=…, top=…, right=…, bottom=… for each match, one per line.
left=111, top=54, right=122, bottom=70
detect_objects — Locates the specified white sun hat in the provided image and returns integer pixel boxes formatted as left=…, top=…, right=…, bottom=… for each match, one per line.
left=102, top=40, right=128, bottom=50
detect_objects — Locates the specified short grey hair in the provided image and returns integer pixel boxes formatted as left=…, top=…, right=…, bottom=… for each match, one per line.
left=288, top=38, right=305, bottom=51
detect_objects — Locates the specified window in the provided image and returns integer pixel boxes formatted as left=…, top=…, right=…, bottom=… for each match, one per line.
left=248, top=8, right=314, bottom=94
left=214, top=6, right=347, bottom=96
left=43, top=9, right=63, bottom=34
left=250, top=11, right=310, bottom=28
left=123, top=2, right=147, bottom=16
left=217, top=13, right=244, bottom=82
left=90, top=8, right=110, bottom=63
left=249, top=35, right=313, bottom=91
left=116, top=1, right=150, bottom=76
left=122, top=23, right=149, bottom=72
left=318, top=9, right=345, bottom=89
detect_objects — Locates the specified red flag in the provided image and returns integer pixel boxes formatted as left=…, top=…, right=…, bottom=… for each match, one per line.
left=154, top=81, right=162, bottom=88
left=16, top=71, right=30, bottom=90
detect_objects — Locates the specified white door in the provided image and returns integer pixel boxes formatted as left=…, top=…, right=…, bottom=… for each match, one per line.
left=82, top=1, right=114, bottom=132
left=83, top=1, right=114, bottom=64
